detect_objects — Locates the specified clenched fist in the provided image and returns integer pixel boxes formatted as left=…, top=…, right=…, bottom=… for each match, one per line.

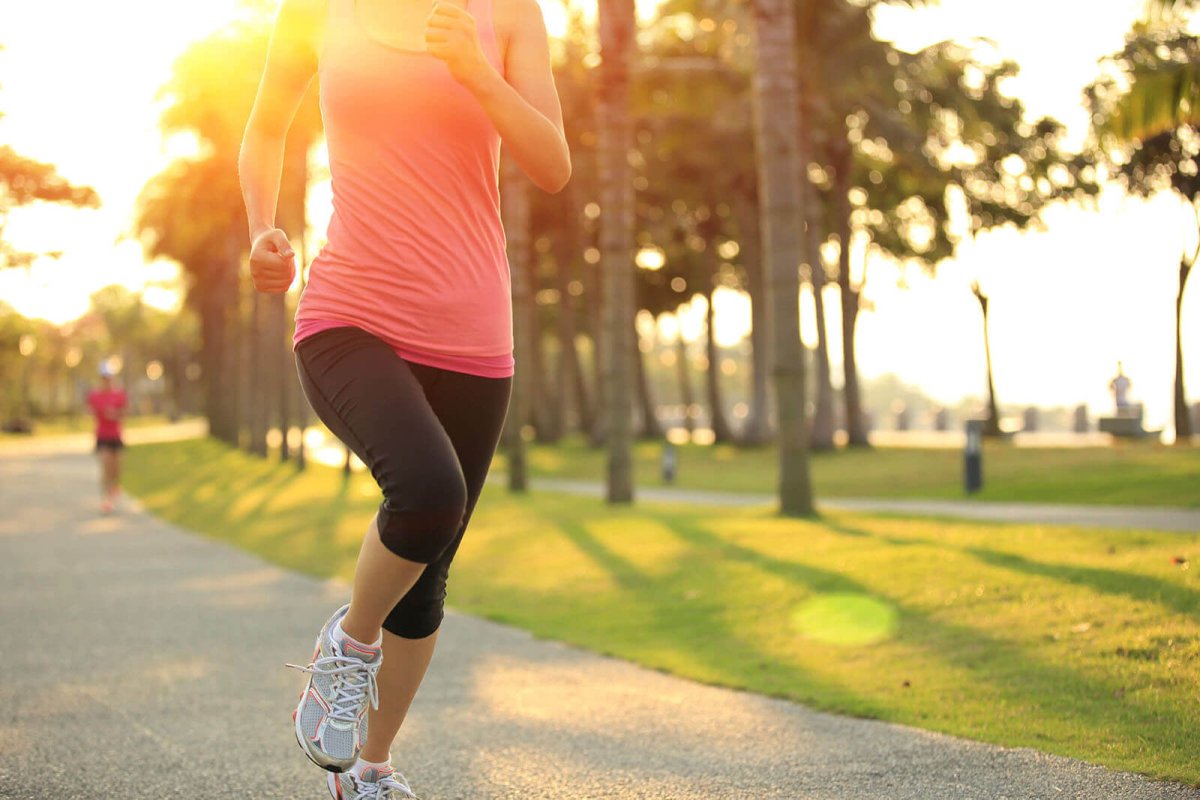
left=425, top=0, right=492, bottom=90
left=249, top=228, right=296, bottom=294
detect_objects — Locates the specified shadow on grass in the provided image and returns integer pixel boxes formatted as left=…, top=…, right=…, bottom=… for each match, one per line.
left=829, top=512, right=1200, bottom=625
left=546, top=510, right=894, bottom=719
left=964, top=546, right=1200, bottom=624
left=604, top=509, right=1199, bottom=778
left=127, top=440, right=378, bottom=580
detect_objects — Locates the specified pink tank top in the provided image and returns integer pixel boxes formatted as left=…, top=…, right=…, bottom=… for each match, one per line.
left=294, top=0, right=514, bottom=378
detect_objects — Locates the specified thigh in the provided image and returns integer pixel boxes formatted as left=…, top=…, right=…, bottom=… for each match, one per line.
left=413, top=366, right=512, bottom=506
left=295, top=328, right=464, bottom=504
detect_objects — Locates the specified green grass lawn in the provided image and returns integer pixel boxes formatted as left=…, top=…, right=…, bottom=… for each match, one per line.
left=125, top=438, right=1200, bottom=785
left=511, top=437, right=1200, bottom=507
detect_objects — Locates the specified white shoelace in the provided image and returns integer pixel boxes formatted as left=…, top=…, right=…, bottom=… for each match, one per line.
left=352, top=772, right=417, bottom=799
left=286, top=654, right=381, bottom=723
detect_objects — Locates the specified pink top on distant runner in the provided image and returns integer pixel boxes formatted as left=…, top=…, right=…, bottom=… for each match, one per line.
left=88, top=388, right=127, bottom=441
left=294, top=0, right=514, bottom=378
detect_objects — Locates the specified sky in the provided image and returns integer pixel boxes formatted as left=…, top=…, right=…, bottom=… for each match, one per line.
left=0, top=0, right=1196, bottom=433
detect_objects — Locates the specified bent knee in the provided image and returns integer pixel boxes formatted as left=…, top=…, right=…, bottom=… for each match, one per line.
left=383, top=590, right=446, bottom=640
left=376, top=470, right=468, bottom=563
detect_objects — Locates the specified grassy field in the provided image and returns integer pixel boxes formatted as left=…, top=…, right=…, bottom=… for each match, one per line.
left=511, top=437, right=1200, bottom=507
left=123, top=438, right=1200, bottom=785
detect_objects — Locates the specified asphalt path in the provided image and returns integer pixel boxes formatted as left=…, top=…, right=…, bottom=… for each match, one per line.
left=1, top=443, right=1197, bottom=799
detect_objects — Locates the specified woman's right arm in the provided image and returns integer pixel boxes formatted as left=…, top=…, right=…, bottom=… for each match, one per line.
left=239, top=0, right=322, bottom=293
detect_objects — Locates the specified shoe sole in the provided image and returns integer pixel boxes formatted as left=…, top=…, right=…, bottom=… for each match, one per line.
left=327, top=772, right=345, bottom=800
left=293, top=696, right=353, bottom=774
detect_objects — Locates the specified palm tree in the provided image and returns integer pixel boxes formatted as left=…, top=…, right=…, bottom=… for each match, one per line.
left=598, top=0, right=638, bottom=503
left=749, top=0, right=814, bottom=515
left=138, top=11, right=322, bottom=451
left=0, top=146, right=98, bottom=269
left=1089, top=9, right=1197, bottom=443
left=136, top=156, right=244, bottom=443
left=1106, top=0, right=1200, bottom=139
left=1, top=44, right=99, bottom=269
left=807, top=19, right=1096, bottom=446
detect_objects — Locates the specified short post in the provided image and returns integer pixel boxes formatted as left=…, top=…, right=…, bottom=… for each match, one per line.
left=964, top=419, right=983, bottom=494
left=1073, top=403, right=1089, bottom=434
left=661, top=441, right=677, bottom=485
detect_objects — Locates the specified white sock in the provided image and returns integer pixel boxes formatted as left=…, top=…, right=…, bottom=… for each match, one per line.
left=351, top=757, right=393, bottom=778
left=333, top=619, right=382, bottom=652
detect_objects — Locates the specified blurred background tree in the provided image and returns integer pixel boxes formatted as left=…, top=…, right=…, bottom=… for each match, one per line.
left=1087, top=0, right=1198, bottom=444
left=0, top=41, right=99, bottom=270
left=134, top=7, right=319, bottom=457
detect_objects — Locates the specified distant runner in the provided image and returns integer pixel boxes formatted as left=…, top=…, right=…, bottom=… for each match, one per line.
left=88, top=362, right=127, bottom=514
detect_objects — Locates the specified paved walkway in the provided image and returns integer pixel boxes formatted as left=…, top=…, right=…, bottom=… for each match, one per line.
left=2, top=444, right=1198, bottom=799
left=527, top=478, right=1200, bottom=533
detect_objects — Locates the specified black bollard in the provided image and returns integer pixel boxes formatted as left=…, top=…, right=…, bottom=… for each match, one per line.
left=661, top=441, right=677, bottom=485
left=964, top=419, right=983, bottom=494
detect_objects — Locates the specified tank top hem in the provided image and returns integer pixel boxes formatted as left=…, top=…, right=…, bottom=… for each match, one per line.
left=294, top=318, right=515, bottom=379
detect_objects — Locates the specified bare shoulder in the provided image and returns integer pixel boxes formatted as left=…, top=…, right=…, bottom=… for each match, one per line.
left=275, top=0, right=328, bottom=51
left=278, top=0, right=327, bottom=21
left=491, top=0, right=549, bottom=48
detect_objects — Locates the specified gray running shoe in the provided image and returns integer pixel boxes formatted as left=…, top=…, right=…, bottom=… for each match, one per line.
left=288, top=604, right=382, bottom=772
left=328, top=766, right=418, bottom=799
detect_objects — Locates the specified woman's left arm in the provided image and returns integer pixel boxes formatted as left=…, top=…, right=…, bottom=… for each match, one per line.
left=426, top=0, right=571, bottom=193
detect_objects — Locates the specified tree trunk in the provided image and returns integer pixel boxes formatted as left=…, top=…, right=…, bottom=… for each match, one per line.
left=237, top=279, right=251, bottom=450
left=276, top=123, right=310, bottom=462
left=501, top=153, right=533, bottom=491
left=554, top=183, right=584, bottom=435
left=833, top=144, right=868, bottom=447
left=675, top=323, right=696, bottom=433
left=738, top=200, right=772, bottom=445
left=797, top=98, right=834, bottom=451
left=1175, top=258, right=1193, bottom=444
left=704, top=284, right=734, bottom=442
left=585, top=259, right=605, bottom=448
left=807, top=266, right=836, bottom=451
left=269, top=296, right=288, bottom=460
left=598, top=0, right=636, bottom=503
left=200, top=286, right=226, bottom=442
left=532, top=328, right=564, bottom=443
left=529, top=323, right=546, bottom=437
left=634, top=324, right=663, bottom=439
left=973, top=284, right=1003, bottom=437
left=248, top=289, right=269, bottom=457
left=215, top=240, right=243, bottom=446
left=750, top=0, right=814, bottom=515
left=295, top=252, right=310, bottom=470
left=574, top=330, right=598, bottom=439
left=796, top=3, right=832, bottom=452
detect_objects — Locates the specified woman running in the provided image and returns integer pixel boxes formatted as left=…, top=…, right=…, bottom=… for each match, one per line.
left=239, top=0, right=569, bottom=796
left=88, top=362, right=127, bottom=514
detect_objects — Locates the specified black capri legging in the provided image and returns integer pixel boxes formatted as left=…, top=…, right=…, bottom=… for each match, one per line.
left=295, top=325, right=511, bottom=639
